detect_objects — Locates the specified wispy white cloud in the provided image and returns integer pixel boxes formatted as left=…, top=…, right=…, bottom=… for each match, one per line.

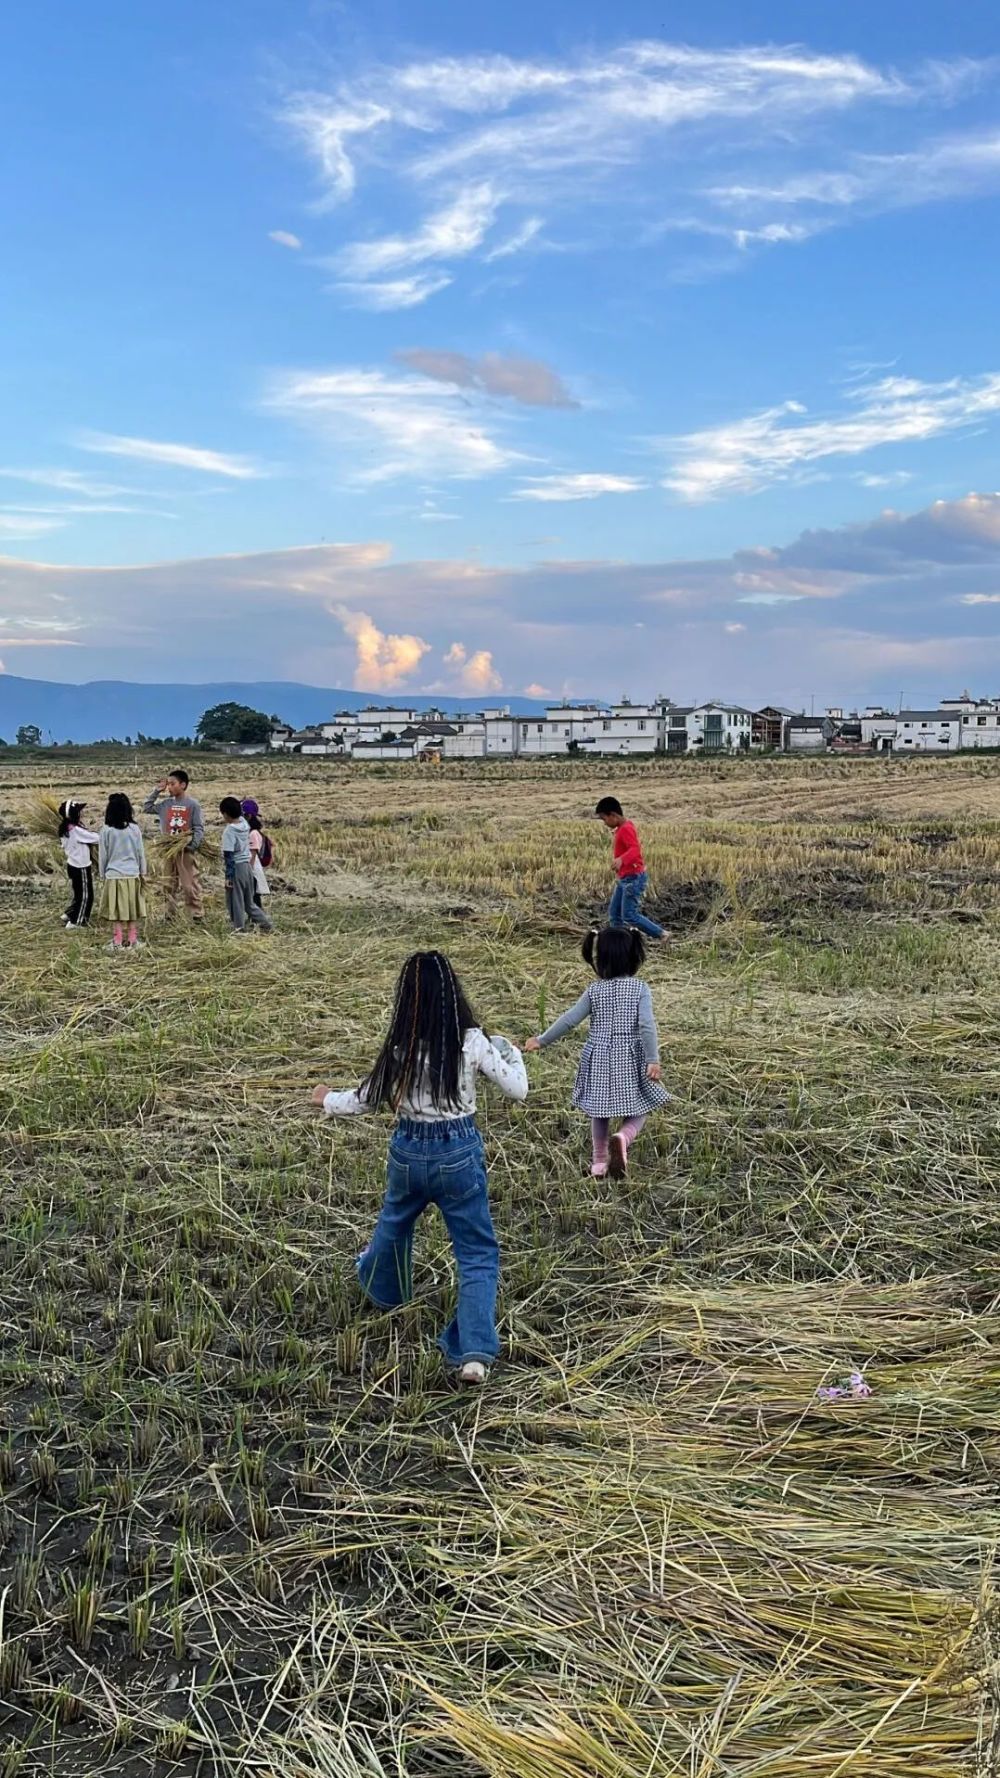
left=339, top=183, right=498, bottom=278
left=0, top=515, right=66, bottom=540
left=958, top=592, right=1000, bottom=604
left=333, top=183, right=498, bottom=307
left=269, top=229, right=303, bottom=250
left=0, top=467, right=136, bottom=498
left=279, top=95, right=390, bottom=201
left=0, top=634, right=82, bottom=647
left=277, top=40, right=992, bottom=303
left=336, top=272, right=453, bottom=311
left=663, top=371, right=1000, bottom=501
left=266, top=365, right=521, bottom=481
left=78, top=433, right=263, bottom=480
left=484, top=216, right=544, bottom=261
left=513, top=473, right=646, bottom=501
left=396, top=348, right=576, bottom=408
left=706, top=126, right=1000, bottom=241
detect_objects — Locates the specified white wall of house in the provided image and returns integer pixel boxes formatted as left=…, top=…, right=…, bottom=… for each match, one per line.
left=895, top=715, right=962, bottom=751
left=441, top=726, right=486, bottom=758
left=787, top=725, right=829, bottom=751
left=519, top=708, right=602, bottom=754
left=860, top=716, right=898, bottom=750
left=484, top=715, right=520, bottom=755
left=958, top=705, right=1000, bottom=747
left=687, top=704, right=752, bottom=751
left=351, top=740, right=419, bottom=761
left=588, top=703, right=662, bottom=755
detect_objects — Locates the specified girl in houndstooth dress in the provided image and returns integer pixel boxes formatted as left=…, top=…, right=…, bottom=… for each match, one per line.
left=526, top=927, right=668, bottom=1179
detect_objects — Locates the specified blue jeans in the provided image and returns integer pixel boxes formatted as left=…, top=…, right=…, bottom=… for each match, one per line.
left=356, top=1117, right=499, bottom=1368
left=609, top=871, right=663, bottom=939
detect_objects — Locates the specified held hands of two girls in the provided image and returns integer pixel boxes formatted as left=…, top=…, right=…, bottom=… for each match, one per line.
left=311, top=1084, right=330, bottom=1107
left=522, top=1042, right=659, bottom=1080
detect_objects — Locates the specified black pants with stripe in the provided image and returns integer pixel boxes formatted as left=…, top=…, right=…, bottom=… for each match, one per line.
left=66, top=864, right=94, bottom=927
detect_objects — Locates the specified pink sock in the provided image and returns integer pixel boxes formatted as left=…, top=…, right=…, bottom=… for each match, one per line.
left=113, top=922, right=124, bottom=947
left=592, top=1118, right=610, bottom=1163
left=619, top=1116, right=646, bottom=1147
left=127, top=923, right=138, bottom=945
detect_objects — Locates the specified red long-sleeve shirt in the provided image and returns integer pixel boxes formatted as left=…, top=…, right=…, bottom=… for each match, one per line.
left=613, top=819, right=645, bottom=878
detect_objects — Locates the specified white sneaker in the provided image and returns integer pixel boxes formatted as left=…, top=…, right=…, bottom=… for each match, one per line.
left=65, top=924, right=86, bottom=933
left=105, top=941, right=124, bottom=953
left=459, top=1361, right=487, bottom=1387
left=128, top=940, right=145, bottom=951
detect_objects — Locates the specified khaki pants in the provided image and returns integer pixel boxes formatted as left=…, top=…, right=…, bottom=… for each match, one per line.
left=165, top=847, right=203, bottom=919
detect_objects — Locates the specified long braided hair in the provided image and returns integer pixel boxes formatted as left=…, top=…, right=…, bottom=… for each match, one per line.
left=363, top=951, right=479, bottom=1112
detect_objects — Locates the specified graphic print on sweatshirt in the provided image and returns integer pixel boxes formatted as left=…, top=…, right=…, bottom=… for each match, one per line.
left=166, top=804, right=192, bottom=838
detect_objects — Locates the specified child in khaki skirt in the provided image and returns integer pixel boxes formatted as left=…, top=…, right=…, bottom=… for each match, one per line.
left=98, top=794, right=148, bottom=951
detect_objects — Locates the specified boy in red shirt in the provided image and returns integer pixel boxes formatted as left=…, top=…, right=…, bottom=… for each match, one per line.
left=595, top=796, right=664, bottom=940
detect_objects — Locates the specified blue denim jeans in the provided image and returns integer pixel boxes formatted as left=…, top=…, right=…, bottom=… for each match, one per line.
left=356, top=1116, right=499, bottom=1368
left=608, top=871, right=663, bottom=939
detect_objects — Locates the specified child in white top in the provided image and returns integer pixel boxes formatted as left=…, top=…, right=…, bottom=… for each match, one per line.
left=313, top=949, right=527, bottom=1385
left=58, top=798, right=99, bottom=930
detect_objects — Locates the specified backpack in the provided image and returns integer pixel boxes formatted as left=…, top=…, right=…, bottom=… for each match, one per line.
left=258, top=831, right=274, bottom=869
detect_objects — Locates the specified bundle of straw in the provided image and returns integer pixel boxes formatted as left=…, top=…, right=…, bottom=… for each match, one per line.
left=158, top=833, right=192, bottom=864
left=24, top=792, right=63, bottom=839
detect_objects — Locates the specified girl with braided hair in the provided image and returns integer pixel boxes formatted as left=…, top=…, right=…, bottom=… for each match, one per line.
left=312, top=950, right=527, bottom=1385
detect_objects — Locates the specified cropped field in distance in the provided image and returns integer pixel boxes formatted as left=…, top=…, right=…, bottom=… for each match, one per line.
left=1, top=750, right=999, bottom=1776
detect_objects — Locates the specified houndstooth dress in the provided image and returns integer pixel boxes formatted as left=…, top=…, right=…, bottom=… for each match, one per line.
left=541, top=977, right=670, bottom=1119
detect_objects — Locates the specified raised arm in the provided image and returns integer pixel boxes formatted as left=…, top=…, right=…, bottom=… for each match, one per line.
left=76, top=825, right=100, bottom=846
left=142, top=787, right=163, bottom=817
left=468, top=1031, right=528, bottom=1102
left=637, top=982, right=660, bottom=1066
left=537, top=988, right=593, bottom=1048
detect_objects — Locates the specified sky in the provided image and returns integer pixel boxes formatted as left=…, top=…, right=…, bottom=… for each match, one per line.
left=2, top=0, right=1000, bottom=708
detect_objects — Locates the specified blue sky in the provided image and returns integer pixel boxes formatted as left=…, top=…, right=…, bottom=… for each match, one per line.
left=2, top=1, right=1000, bottom=706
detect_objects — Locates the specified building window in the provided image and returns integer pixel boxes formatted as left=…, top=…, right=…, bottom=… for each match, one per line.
left=602, top=720, right=611, bottom=731
left=536, top=724, right=543, bottom=733
left=979, top=715, right=988, bottom=725
left=638, top=719, right=646, bottom=731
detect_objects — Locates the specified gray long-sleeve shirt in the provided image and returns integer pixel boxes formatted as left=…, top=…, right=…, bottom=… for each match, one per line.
left=99, top=822, right=147, bottom=879
left=143, top=788, right=205, bottom=850
left=538, top=979, right=660, bottom=1065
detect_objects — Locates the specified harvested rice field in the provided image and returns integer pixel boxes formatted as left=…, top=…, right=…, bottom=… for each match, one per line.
left=1, top=749, right=999, bottom=1776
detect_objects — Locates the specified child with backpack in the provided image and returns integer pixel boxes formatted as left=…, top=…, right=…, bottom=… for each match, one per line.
left=312, top=950, right=528, bottom=1385
left=241, top=799, right=274, bottom=908
left=525, top=926, right=668, bottom=1179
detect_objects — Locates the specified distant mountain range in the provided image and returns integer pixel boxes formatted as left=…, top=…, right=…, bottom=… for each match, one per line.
left=0, top=676, right=559, bottom=746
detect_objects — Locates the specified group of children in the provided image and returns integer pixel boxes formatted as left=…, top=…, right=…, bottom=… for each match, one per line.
left=313, top=796, right=667, bottom=1387
left=57, top=770, right=274, bottom=947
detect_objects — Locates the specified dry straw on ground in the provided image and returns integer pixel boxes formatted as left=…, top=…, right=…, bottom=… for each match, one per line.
left=0, top=750, right=998, bottom=1776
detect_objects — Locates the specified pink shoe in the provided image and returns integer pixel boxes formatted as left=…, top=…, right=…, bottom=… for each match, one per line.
left=591, top=1161, right=608, bottom=1179
left=609, top=1134, right=628, bottom=1179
